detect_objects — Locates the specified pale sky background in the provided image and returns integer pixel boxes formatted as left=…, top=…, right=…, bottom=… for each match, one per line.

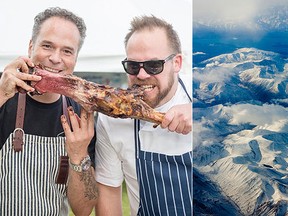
left=0, top=0, right=192, bottom=58
left=193, top=0, right=287, bottom=22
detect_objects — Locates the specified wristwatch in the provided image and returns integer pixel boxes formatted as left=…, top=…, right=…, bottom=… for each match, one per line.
left=69, top=155, right=92, bottom=172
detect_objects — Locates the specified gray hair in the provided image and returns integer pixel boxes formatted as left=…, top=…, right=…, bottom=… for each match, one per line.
left=124, top=15, right=182, bottom=54
left=31, top=7, right=87, bottom=52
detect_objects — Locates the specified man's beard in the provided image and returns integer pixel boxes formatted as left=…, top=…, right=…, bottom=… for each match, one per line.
left=144, top=74, right=175, bottom=108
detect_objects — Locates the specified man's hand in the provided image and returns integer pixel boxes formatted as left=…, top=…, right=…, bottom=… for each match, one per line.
left=61, top=107, right=95, bottom=163
left=0, top=56, right=41, bottom=106
left=161, top=103, right=192, bottom=135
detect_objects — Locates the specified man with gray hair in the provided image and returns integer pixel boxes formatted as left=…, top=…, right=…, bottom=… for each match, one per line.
left=0, top=7, right=97, bottom=215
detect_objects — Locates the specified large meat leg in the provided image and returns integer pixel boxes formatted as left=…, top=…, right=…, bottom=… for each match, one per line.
left=31, top=66, right=165, bottom=125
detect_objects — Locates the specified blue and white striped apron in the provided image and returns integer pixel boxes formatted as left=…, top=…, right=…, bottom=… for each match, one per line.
left=0, top=133, right=68, bottom=216
left=135, top=79, right=192, bottom=216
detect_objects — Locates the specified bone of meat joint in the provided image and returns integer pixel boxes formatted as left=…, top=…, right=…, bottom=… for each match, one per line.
left=31, top=66, right=165, bottom=125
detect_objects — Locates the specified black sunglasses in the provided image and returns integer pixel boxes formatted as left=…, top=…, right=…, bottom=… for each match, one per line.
left=121, top=54, right=176, bottom=75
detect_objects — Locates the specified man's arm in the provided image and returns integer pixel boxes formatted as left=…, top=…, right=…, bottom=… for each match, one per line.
left=61, top=107, right=98, bottom=215
left=95, top=183, right=122, bottom=216
left=67, top=167, right=98, bottom=215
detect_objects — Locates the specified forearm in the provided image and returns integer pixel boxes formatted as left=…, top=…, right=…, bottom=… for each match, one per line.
left=95, top=183, right=122, bottom=216
left=67, top=167, right=98, bottom=215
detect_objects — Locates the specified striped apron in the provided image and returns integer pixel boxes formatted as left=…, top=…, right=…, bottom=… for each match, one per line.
left=135, top=79, right=192, bottom=216
left=0, top=132, right=68, bottom=215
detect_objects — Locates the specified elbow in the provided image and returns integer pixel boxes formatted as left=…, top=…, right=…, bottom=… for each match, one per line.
left=70, top=203, right=96, bottom=216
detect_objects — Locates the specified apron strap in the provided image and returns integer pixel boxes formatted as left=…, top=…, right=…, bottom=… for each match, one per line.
left=179, top=77, right=192, bottom=102
left=62, top=95, right=71, bottom=128
left=55, top=155, right=69, bottom=184
left=13, top=93, right=26, bottom=152
left=134, top=119, right=140, bottom=158
left=56, top=95, right=69, bottom=184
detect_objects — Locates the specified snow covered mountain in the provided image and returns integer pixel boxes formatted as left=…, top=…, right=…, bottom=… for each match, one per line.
left=255, top=5, right=288, bottom=32
left=193, top=48, right=288, bottom=215
left=194, top=48, right=288, bottom=106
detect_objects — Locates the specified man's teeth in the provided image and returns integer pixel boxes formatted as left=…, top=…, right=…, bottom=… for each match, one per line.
left=44, top=66, right=59, bottom=73
left=142, top=85, right=154, bottom=91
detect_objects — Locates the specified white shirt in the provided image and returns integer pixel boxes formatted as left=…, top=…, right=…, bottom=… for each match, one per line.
left=95, top=81, right=192, bottom=215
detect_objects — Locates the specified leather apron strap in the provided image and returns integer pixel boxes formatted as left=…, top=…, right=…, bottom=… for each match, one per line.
left=56, top=95, right=69, bottom=184
left=13, top=93, right=26, bottom=152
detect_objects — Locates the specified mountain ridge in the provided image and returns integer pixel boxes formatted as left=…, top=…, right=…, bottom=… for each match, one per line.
left=193, top=47, right=288, bottom=215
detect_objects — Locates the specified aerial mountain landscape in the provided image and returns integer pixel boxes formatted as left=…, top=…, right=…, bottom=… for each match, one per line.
left=193, top=1, right=288, bottom=215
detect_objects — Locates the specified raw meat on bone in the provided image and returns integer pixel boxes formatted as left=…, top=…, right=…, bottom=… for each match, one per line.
left=31, top=66, right=165, bottom=125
